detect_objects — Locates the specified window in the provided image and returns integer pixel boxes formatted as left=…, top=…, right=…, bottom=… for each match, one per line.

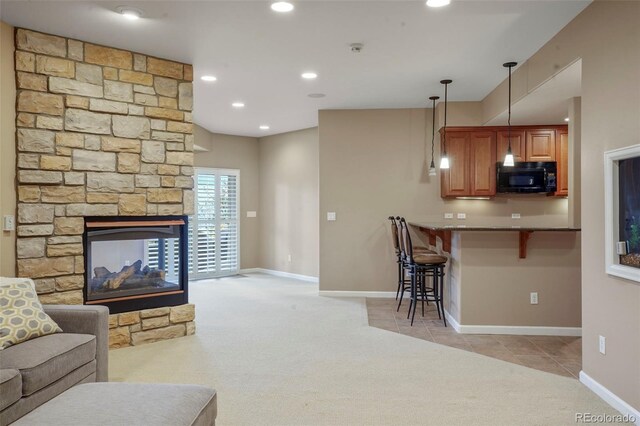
left=191, top=168, right=240, bottom=279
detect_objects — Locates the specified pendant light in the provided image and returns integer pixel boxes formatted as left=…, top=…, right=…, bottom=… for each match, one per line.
left=503, top=62, right=517, bottom=167
left=428, top=95, right=440, bottom=176
left=439, top=79, right=452, bottom=169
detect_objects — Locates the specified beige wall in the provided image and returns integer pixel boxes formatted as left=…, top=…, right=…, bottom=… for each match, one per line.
left=318, top=107, right=570, bottom=292
left=480, top=0, right=640, bottom=410
left=259, top=128, right=319, bottom=277
left=458, top=231, right=581, bottom=327
left=0, top=22, right=16, bottom=277
left=194, top=125, right=260, bottom=269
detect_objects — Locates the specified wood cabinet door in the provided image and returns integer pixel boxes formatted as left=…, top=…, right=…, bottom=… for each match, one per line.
left=441, top=132, right=470, bottom=197
left=497, top=130, right=526, bottom=163
left=525, top=129, right=556, bottom=161
left=555, top=129, right=569, bottom=196
left=470, top=131, right=497, bottom=196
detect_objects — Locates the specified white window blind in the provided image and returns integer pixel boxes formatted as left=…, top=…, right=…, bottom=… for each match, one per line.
left=190, top=168, right=240, bottom=279
left=144, top=235, right=180, bottom=282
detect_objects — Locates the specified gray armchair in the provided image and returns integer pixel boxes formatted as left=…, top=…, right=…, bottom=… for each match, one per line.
left=43, top=305, right=109, bottom=382
left=0, top=304, right=109, bottom=425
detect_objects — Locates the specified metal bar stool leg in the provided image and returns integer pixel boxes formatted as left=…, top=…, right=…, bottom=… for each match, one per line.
left=410, top=271, right=419, bottom=326
left=407, top=270, right=414, bottom=319
left=420, top=271, right=426, bottom=317
left=433, top=267, right=442, bottom=320
left=397, top=263, right=406, bottom=312
left=395, top=259, right=402, bottom=300
left=439, top=266, right=447, bottom=327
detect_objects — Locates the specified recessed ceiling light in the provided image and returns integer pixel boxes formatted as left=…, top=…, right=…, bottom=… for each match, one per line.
left=271, top=2, right=294, bottom=12
left=426, top=0, right=450, bottom=7
left=259, top=125, right=270, bottom=130
left=232, top=102, right=245, bottom=108
left=201, top=75, right=217, bottom=82
left=564, top=117, right=570, bottom=122
left=308, top=93, right=326, bottom=98
left=302, top=72, right=318, bottom=80
left=116, top=6, right=143, bottom=20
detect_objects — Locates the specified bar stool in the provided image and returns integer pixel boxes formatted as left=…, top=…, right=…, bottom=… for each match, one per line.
left=398, top=218, right=448, bottom=326
left=388, top=217, right=434, bottom=307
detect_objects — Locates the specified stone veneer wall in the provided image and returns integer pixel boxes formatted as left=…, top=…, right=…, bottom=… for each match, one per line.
left=109, top=304, right=195, bottom=349
left=13, top=28, right=196, bottom=347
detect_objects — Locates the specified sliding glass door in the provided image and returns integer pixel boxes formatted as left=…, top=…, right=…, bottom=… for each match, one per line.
left=190, top=168, right=240, bottom=279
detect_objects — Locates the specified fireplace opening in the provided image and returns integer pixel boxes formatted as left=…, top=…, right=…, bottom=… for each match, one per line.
left=84, top=216, right=189, bottom=314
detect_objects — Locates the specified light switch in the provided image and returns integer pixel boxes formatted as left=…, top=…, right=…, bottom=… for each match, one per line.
left=444, top=213, right=454, bottom=219
left=246, top=211, right=257, bottom=218
left=3, top=215, right=15, bottom=231
left=327, top=212, right=337, bottom=221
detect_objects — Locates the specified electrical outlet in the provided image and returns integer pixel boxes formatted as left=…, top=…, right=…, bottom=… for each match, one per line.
left=287, top=254, right=292, bottom=263
left=327, top=212, right=337, bottom=221
left=530, top=292, right=538, bottom=304
left=3, top=215, right=15, bottom=231
left=444, top=213, right=454, bottom=219
left=599, top=336, right=606, bottom=354
left=457, top=213, right=466, bottom=220
left=512, top=213, right=521, bottom=219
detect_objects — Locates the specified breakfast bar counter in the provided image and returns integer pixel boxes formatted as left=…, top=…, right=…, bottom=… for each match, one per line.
left=409, top=222, right=581, bottom=259
left=405, top=221, right=582, bottom=331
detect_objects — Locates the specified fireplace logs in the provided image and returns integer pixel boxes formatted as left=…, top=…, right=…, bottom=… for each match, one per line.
left=90, top=260, right=175, bottom=293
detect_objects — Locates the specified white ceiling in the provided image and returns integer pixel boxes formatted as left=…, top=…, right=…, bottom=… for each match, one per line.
left=486, top=59, right=582, bottom=126
left=1, top=1, right=590, bottom=137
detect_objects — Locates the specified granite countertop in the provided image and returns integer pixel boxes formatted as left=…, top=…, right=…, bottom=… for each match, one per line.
left=408, top=221, right=581, bottom=232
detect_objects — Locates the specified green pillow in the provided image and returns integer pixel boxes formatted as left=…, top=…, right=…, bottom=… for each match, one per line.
left=0, top=280, right=62, bottom=350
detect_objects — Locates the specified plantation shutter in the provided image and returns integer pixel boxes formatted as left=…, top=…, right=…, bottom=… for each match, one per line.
left=194, top=172, right=216, bottom=276
left=189, top=168, right=240, bottom=279
left=218, top=173, right=239, bottom=273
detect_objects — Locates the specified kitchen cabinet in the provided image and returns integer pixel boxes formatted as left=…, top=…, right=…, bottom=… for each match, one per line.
left=440, top=131, right=496, bottom=198
left=441, top=132, right=471, bottom=197
left=470, top=132, right=497, bottom=196
left=555, top=129, right=569, bottom=196
left=440, top=125, right=567, bottom=198
left=525, top=129, right=556, bottom=161
left=497, top=130, right=526, bottom=162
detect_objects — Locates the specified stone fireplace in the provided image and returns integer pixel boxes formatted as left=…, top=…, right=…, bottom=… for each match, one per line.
left=14, top=28, right=196, bottom=348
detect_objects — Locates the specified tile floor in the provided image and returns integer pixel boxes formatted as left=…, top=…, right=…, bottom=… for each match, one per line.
left=366, top=298, right=582, bottom=379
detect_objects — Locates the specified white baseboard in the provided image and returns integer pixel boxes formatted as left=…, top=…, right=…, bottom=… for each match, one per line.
left=240, top=268, right=319, bottom=283
left=318, top=291, right=396, bottom=298
left=444, top=310, right=462, bottom=332
left=579, top=371, right=640, bottom=425
left=444, top=310, right=581, bottom=336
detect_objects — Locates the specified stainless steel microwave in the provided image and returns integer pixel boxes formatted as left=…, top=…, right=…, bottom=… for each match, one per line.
left=496, top=162, right=557, bottom=194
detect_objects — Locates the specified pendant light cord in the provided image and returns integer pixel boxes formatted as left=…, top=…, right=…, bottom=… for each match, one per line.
left=507, top=65, right=512, bottom=149
left=443, top=82, right=448, bottom=156
left=503, top=62, right=517, bottom=155
left=431, top=98, right=436, bottom=163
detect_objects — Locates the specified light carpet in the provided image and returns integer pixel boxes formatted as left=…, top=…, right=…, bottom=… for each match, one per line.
left=110, top=273, right=618, bottom=425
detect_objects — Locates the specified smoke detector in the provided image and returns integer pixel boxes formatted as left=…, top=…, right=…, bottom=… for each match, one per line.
left=350, top=43, right=364, bottom=53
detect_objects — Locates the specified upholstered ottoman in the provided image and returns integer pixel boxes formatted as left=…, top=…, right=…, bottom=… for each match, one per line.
left=14, top=383, right=217, bottom=425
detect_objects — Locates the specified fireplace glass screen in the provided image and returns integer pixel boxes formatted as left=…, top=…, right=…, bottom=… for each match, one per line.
left=86, top=223, right=184, bottom=301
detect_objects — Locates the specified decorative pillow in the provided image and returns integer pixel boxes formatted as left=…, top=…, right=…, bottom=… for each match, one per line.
left=0, top=279, right=62, bottom=350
